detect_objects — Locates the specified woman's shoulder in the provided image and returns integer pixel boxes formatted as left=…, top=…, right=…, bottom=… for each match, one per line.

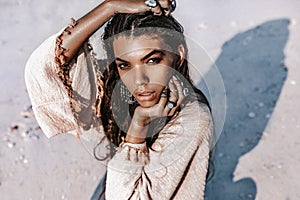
left=179, top=100, right=212, bottom=124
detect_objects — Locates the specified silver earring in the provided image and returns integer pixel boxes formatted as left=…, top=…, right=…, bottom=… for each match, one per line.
left=120, top=83, right=136, bottom=104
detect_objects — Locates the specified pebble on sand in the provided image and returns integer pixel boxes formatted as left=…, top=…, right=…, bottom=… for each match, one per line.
left=10, top=125, right=19, bottom=131
left=7, top=141, right=16, bottom=149
left=248, top=112, right=256, bottom=118
left=290, top=80, right=296, bottom=85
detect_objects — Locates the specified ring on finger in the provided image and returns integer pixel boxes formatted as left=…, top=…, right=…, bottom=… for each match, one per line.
left=169, top=0, right=176, bottom=13
left=170, top=89, right=178, bottom=93
left=161, top=93, right=167, bottom=98
left=161, top=90, right=168, bottom=96
left=167, top=101, right=176, bottom=109
left=144, top=0, right=158, bottom=8
left=183, top=88, right=189, bottom=97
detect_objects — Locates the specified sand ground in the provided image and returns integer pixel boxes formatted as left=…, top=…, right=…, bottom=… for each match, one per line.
left=0, top=0, right=299, bottom=199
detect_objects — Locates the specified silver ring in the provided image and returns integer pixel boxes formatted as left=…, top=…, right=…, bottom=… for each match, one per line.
left=161, top=93, right=167, bottom=98
left=183, top=88, right=189, bottom=97
left=170, top=89, right=178, bottom=93
left=144, top=0, right=158, bottom=8
left=169, top=0, right=176, bottom=12
left=167, top=101, right=176, bottom=109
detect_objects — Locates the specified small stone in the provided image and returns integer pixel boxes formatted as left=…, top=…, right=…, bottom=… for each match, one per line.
left=239, top=193, right=245, bottom=198
left=7, top=142, right=16, bottom=148
left=265, top=113, right=271, bottom=119
left=248, top=112, right=256, bottom=118
left=23, top=158, right=29, bottom=164
left=239, top=142, right=245, bottom=147
left=290, top=80, right=296, bottom=85
left=218, top=153, right=224, bottom=157
left=263, top=131, right=269, bottom=137
left=19, top=155, right=25, bottom=161
left=10, top=125, right=19, bottom=131
left=247, top=194, right=254, bottom=198
left=21, top=131, right=28, bottom=138
left=258, top=102, right=264, bottom=107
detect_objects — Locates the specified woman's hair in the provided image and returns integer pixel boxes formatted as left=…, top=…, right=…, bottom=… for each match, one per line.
left=96, top=12, right=214, bottom=181
left=99, top=12, right=209, bottom=148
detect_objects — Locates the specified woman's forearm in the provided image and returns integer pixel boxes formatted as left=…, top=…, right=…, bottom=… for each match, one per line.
left=60, top=1, right=114, bottom=62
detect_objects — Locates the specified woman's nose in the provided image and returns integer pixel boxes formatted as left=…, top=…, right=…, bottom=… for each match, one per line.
left=134, top=66, right=149, bottom=86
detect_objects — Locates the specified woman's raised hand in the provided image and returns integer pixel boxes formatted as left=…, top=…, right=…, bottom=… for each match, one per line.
left=59, top=0, right=176, bottom=61
left=106, top=0, right=176, bottom=16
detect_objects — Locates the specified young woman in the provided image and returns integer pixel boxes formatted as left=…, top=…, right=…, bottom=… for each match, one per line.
left=25, top=0, right=214, bottom=199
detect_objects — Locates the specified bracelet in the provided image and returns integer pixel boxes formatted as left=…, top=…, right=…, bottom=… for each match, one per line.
left=117, top=138, right=150, bottom=164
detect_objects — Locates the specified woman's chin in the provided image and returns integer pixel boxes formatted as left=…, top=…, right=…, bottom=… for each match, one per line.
left=137, top=100, right=157, bottom=108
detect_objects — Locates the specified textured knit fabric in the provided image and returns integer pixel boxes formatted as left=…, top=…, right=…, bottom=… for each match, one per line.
left=25, top=31, right=213, bottom=200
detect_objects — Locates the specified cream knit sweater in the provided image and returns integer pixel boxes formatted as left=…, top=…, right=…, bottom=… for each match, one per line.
left=25, top=31, right=213, bottom=200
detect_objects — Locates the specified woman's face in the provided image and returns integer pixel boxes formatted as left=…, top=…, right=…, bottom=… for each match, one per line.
left=113, top=35, right=176, bottom=108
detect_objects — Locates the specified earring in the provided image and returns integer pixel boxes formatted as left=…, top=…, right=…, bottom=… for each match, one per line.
left=120, top=83, right=136, bottom=104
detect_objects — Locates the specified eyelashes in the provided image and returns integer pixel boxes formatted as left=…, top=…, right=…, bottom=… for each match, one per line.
left=148, top=57, right=162, bottom=64
left=117, top=63, right=130, bottom=70
left=117, top=57, right=163, bottom=71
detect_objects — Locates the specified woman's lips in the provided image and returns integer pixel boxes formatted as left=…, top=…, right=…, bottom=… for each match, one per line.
left=135, top=91, right=156, bottom=101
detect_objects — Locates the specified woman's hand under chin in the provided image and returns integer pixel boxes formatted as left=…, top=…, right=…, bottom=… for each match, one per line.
left=125, top=75, right=185, bottom=143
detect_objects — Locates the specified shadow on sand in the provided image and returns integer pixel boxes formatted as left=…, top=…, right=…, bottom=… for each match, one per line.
left=204, top=18, right=289, bottom=200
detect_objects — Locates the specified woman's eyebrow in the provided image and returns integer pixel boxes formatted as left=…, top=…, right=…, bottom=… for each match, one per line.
left=115, top=50, right=165, bottom=63
left=141, top=50, right=165, bottom=61
left=115, top=57, right=128, bottom=63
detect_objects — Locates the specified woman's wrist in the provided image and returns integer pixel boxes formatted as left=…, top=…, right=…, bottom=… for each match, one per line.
left=102, top=0, right=118, bottom=16
left=125, top=119, right=149, bottom=144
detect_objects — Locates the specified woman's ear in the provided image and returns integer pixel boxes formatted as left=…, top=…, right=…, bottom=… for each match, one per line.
left=177, top=44, right=186, bottom=66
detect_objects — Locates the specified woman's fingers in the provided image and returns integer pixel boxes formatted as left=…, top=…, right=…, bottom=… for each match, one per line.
left=146, top=0, right=176, bottom=16
left=173, top=75, right=185, bottom=104
left=146, top=75, right=187, bottom=119
left=168, top=75, right=185, bottom=116
left=156, top=0, right=176, bottom=16
left=108, top=0, right=175, bottom=17
left=163, top=77, right=178, bottom=115
left=144, top=0, right=163, bottom=15
left=147, top=88, right=168, bottom=119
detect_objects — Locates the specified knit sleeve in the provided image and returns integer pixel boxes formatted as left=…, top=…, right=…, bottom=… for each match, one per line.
left=24, top=30, right=105, bottom=142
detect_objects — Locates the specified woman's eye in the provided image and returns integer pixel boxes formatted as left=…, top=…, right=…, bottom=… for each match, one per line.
left=148, top=57, right=162, bottom=64
left=117, top=63, right=130, bottom=70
